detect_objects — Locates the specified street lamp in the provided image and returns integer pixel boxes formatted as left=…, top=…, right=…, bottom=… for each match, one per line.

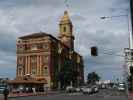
left=100, top=15, right=128, bottom=19
left=100, top=13, right=131, bottom=95
left=100, top=13, right=132, bottom=48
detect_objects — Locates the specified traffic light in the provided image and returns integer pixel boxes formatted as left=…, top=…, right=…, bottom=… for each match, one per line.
left=130, top=66, right=133, bottom=75
left=91, top=46, right=98, bottom=56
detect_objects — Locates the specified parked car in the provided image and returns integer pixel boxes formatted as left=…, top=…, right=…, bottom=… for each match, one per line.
left=82, top=86, right=92, bottom=94
left=0, top=87, right=5, bottom=94
left=80, top=86, right=86, bottom=92
left=101, top=84, right=106, bottom=89
left=75, top=87, right=81, bottom=92
left=0, top=85, right=9, bottom=94
left=91, top=85, right=99, bottom=93
left=117, top=83, right=125, bottom=91
left=66, top=86, right=75, bottom=93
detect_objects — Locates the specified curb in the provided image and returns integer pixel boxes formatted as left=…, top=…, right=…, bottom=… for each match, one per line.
left=8, top=93, right=47, bottom=98
left=8, top=92, right=59, bottom=98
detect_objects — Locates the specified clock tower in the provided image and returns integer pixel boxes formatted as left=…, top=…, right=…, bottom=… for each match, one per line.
left=58, top=11, right=74, bottom=50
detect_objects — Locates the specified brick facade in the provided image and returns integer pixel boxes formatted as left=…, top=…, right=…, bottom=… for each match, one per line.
left=10, top=11, right=84, bottom=90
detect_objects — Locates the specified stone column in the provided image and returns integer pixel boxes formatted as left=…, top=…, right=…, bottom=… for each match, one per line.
left=37, top=55, right=39, bottom=76
left=40, top=56, right=42, bottom=76
left=25, top=56, right=28, bottom=74
left=28, top=56, right=30, bottom=74
left=26, top=56, right=28, bottom=74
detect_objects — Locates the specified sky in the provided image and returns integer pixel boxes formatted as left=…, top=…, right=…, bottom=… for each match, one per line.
left=0, top=0, right=130, bottom=81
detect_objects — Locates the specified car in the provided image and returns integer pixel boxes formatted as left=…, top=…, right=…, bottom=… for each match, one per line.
left=75, top=87, right=81, bottom=92
left=91, top=85, right=99, bottom=93
left=0, top=87, right=5, bottom=94
left=66, top=86, right=75, bottom=93
left=80, top=86, right=86, bottom=92
left=82, top=86, right=92, bottom=94
left=117, top=83, right=125, bottom=91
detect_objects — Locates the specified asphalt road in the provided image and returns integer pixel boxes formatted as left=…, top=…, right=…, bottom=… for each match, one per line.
left=8, top=89, right=128, bottom=100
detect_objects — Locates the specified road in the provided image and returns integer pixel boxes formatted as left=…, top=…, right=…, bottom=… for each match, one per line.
left=8, top=89, right=127, bottom=100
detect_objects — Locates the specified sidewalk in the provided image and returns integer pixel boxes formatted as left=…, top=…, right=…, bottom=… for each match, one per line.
left=8, top=91, right=60, bottom=98
left=9, top=93, right=44, bottom=98
left=128, top=92, right=133, bottom=100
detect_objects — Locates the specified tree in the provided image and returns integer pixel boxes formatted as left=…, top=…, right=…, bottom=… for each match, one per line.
left=87, top=72, right=100, bottom=84
left=58, top=59, right=78, bottom=89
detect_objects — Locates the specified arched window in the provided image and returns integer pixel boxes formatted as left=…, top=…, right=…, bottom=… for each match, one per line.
left=63, top=26, right=66, bottom=32
left=43, top=66, right=48, bottom=76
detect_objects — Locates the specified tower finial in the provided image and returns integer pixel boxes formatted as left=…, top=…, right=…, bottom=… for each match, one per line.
left=64, top=10, right=68, bottom=15
left=60, top=10, right=71, bottom=22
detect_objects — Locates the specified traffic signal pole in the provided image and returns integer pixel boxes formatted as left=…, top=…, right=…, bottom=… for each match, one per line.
left=98, top=0, right=133, bottom=95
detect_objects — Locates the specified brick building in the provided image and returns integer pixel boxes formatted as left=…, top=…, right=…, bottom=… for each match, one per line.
left=8, top=11, right=84, bottom=91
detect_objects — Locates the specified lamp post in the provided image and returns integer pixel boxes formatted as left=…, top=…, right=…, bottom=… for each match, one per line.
left=58, top=46, right=63, bottom=90
left=101, top=15, right=128, bottom=19
left=100, top=12, right=131, bottom=95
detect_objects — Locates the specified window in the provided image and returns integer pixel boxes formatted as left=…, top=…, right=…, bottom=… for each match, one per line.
left=43, top=56, right=48, bottom=64
left=31, top=44, right=37, bottom=50
left=31, top=66, right=36, bottom=75
left=131, top=52, right=133, bottom=56
left=25, top=44, right=30, bottom=50
left=32, top=69, right=36, bottom=75
left=18, top=66, right=23, bottom=76
left=44, top=66, right=48, bottom=76
left=18, top=45, right=24, bottom=51
left=18, top=57, right=23, bottom=63
left=63, top=26, right=66, bottom=32
left=31, top=56, right=36, bottom=63
left=18, top=66, right=22, bottom=70
left=37, top=44, right=43, bottom=49
left=18, top=64, right=23, bottom=69
left=43, top=44, right=48, bottom=49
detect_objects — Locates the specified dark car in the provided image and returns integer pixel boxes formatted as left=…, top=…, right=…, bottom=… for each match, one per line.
left=0, top=87, right=5, bottom=94
left=91, top=85, right=99, bottom=93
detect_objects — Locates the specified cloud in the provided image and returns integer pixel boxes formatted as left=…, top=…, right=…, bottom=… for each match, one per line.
left=0, top=0, right=129, bottom=80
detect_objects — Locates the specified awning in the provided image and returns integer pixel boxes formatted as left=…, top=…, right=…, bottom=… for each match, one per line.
left=7, top=79, right=47, bottom=85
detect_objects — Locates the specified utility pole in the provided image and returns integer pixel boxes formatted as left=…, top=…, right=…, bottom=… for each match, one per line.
left=124, top=0, right=133, bottom=93
left=129, top=0, right=133, bottom=49
left=100, top=0, right=133, bottom=94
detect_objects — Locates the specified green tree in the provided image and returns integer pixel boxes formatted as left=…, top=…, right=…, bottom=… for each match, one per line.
left=87, top=72, right=100, bottom=84
left=58, top=59, right=78, bottom=89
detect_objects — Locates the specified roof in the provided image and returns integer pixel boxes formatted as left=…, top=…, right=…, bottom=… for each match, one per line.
left=19, top=32, right=58, bottom=41
left=19, top=32, right=71, bottom=49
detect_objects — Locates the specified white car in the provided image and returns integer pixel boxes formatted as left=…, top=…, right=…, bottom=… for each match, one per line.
left=82, top=86, right=92, bottom=94
left=75, top=87, right=81, bottom=92
left=92, top=86, right=99, bottom=93
left=66, top=86, right=75, bottom=93
left=118, top=83, right=125, bottom=91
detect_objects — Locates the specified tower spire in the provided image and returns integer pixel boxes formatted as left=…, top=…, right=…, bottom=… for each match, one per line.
left=60, top=10, right=71, bottom=22
left=58, top=11, right=74, bottom=50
